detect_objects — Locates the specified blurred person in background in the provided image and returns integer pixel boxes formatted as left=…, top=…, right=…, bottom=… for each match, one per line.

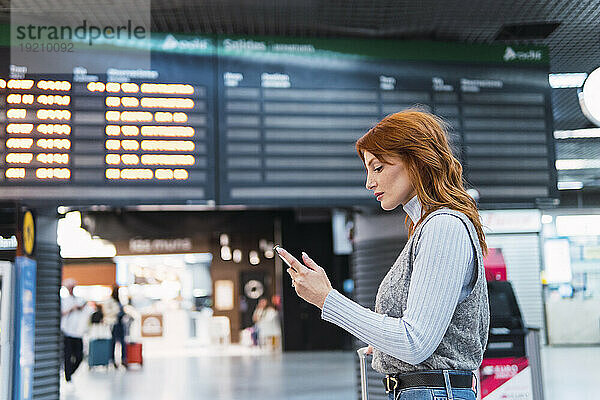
left=61, top=278, right=88, bottom=383
left=87, top=302, right=111, bottom=340
left=277, top=110, right=489, bottom=400
left=123, top=296, right=140, bottom=341
left=252, top=297, right=281, bottom=349
left=103, top=285, right=128, bottom=369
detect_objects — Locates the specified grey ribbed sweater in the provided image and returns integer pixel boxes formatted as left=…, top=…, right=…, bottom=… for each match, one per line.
left=321, top=195, right=489, bottom=371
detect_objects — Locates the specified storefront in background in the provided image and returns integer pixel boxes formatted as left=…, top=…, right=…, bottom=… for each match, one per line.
left=479, top=209, right=546, bottom=340
left=59, top=207, right=351, bottom=351
left=60, top=209, right=278, bottom=345
left=540, top=208, right=600, bottom=345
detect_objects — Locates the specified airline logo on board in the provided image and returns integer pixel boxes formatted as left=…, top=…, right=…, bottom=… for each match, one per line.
left=161, top=34, right=210, bottom=51
left=503, top=46, right=543, bottom=62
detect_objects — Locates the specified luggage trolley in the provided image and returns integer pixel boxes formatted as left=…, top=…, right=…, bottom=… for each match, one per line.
left=357, top=347, right=369, bottom=400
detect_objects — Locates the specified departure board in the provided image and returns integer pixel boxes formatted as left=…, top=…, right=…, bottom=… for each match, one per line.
left=217, top=37, right=555, bottom=207
left=72, top=81, right=207, bottom=183
left=0, top=34, right=556, bottom=206
left=0, top=36, right=216, bottom=203
left=1, top=78, right=72, bottom=182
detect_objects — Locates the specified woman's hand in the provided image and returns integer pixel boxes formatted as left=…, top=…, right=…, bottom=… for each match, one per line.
left=365, top=345, right=373, bottom=355
left=276, top=248, right=333, bottom=309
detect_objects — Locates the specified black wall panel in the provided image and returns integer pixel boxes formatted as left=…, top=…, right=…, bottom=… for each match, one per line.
left=351, top=236, right=407, bottom=400
left=32, top=210, right=61, bottom=400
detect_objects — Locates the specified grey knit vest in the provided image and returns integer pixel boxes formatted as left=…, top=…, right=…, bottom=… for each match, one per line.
left=372, top=208, right=490, bottom=374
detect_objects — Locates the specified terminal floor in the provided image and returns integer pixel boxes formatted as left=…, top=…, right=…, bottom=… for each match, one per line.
left=60, top=344, right=599, bottom=400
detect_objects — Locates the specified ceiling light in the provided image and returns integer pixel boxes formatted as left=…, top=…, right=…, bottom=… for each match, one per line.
left=264, top=249, right=274, bottom=259
left=554, top=128, right=600, bottom=139
left=221, top=245, right=232, bottom=261
left=219, top=233, right=229, bottom=246
left=249, top=250, right=260, bottom=265
left=233, top=249, right=242, bottom=263
left=557, top=181, right=583, bottom=190
left=259, top=239, right=267, bottom=250
left=555, top=159, right=600, bottom=170
left=548, top=73, right=587, bottom=88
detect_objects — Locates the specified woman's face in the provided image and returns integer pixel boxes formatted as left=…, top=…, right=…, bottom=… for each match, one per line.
left=363, top=150, right=416, bottom=211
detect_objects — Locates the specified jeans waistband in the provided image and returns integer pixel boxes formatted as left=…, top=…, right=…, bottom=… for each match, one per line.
left=383, top=370, right=476, bottom=398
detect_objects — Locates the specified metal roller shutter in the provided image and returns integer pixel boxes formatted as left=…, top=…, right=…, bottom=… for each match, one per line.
left=352, top=236, right=407, bottom=400
left=485, top=233, right=545, bottom=339
left=33, top=211, right=61, bottom=400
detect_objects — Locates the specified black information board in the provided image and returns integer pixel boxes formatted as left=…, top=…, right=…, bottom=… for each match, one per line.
left=0, top=34, right=556, bottom=206
left=217, top=37, right=555, bottom=207
left=0, top=37, right=216, bottom=203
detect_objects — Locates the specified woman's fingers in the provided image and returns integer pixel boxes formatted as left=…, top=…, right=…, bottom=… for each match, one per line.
left=287, top=267, right=297, bottom=279
left=276, top=247, right=333, bottom=308
left=301, top=252, right=322, bottom=272
left=274, top=246, right=320, bottom=276
left=276, top=247, right=309, bottom=274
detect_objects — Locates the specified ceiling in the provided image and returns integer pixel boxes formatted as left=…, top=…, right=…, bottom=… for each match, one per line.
left=1, top=0, right=598, bottom=188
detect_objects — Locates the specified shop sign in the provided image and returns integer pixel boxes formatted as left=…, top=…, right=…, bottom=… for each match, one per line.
left=480, top=210, right=541, bottom=234
left=128, top=238, right=193, bottom=254
left=556, top=215, right=600, bottom=236
left=480, top=357, right=532, bottom=399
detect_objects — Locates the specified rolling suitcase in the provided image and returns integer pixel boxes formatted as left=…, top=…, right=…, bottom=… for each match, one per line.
left=126, top=342, right=143, bottom=366
left=88, top=338, right=112, bottom=368
left=357, top=347, right=369, bottom=400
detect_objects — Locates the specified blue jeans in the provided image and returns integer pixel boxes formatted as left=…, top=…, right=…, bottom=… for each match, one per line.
left=387, top=371, right=476, bottom=400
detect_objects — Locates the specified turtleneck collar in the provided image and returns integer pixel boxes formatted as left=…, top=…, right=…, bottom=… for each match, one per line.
left=403, top=195, right=422, bottom=224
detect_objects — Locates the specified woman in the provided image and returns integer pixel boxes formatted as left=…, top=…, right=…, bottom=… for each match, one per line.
left=103, top=286, right=128, bottom=369
left=276, top=109, right=489, bottom=400
left=252, top=297, right=281, bottom=349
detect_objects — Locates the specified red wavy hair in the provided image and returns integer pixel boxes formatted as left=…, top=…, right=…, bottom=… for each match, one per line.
left=355, top=109, right=487, bottom=254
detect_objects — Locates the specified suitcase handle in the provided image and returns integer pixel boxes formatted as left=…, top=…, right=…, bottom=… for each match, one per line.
left=357, top=347, right=370, bottom=400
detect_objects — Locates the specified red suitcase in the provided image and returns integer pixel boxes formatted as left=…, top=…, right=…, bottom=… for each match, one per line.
left=126, top=342, right=143, bottom=366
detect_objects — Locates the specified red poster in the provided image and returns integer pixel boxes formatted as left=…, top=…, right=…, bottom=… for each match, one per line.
left=480, top=357, right=532, bottom=399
